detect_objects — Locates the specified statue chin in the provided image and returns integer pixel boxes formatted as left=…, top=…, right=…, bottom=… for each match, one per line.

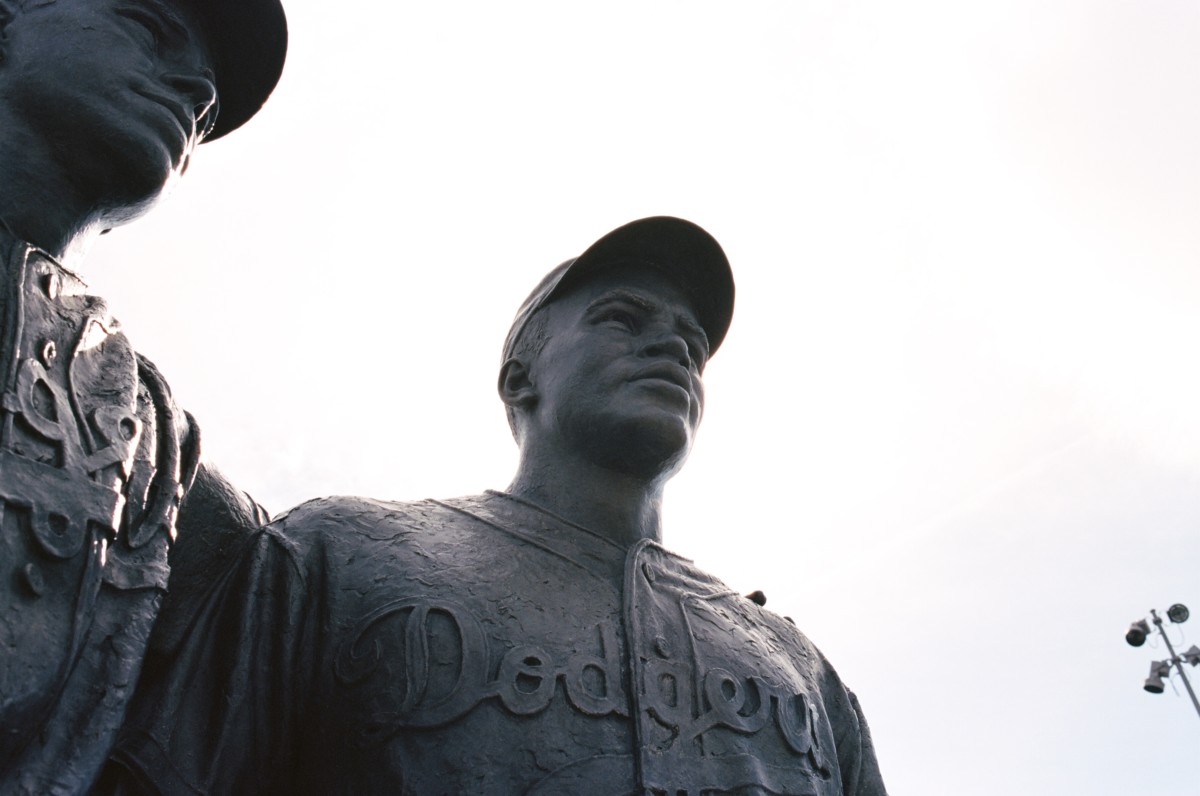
left=57, top=138, right=184, bottom=256
left=0, top=130, right=185, bottom=258
left=581, top=421, right=693, bottom=482
left=90, top=133, right=187, bottom=222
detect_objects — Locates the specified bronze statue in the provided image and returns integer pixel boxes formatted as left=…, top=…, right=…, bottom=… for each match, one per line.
left=0, top=0, right=284, bottom=790
left=106, top=218, right=889, bottom=795
left=0, top=0, right=888, bottom=792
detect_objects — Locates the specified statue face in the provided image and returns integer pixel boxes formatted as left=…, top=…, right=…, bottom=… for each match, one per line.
left=1, top=0, right=216, bottom=214
left=529, top=266, right=710, bottom=480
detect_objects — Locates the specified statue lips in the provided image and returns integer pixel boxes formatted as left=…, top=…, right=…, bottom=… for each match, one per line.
left=628, top=363, right=694, bottom=406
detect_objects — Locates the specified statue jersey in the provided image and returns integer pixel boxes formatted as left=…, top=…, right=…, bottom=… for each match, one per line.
left=112, top=491, right=887, bottom=795
left=0, top=234, right=198, bottom=794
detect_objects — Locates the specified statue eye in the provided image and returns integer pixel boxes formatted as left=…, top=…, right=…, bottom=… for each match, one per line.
left=116, top=6, right=168, bottom=49
left=600, top=309, right=638, bottom=332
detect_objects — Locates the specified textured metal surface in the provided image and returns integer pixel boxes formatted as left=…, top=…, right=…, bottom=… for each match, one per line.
left=0, top=239, right=193, bottom=794
left=112, top=492, right=883, bottom=795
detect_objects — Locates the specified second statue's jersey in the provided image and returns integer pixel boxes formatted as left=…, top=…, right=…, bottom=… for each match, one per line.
left=113, top=492, right=886, bottom=796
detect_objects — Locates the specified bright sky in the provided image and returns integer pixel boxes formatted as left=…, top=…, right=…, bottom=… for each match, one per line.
left=84, top=1, right=1200, bottom=793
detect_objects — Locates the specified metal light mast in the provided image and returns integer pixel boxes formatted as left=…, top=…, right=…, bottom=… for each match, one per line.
left=1125, top=603, right=1200, bottom=722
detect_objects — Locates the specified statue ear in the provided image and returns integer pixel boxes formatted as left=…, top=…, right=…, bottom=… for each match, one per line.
left=498, top=357, right=537, bottom=412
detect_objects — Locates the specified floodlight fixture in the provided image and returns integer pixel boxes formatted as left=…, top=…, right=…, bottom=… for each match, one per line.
left=1144, top=660, right=1172, bottom=694
left=1167, top=604, right=1190, bottom=624
left=1126, top=619, right=1150, bottom=647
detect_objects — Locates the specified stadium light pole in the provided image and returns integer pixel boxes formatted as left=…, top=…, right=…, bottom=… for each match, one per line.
left=1126, top=603, right=1200, bottom=722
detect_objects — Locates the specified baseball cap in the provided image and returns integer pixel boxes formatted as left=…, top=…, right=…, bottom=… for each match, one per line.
left=181, top=0, right=288, bottom=140
left=503, top=216, right=735, bottom=363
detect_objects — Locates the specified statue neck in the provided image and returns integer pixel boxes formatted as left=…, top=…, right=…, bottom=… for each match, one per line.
left=507, top=452, right=666, bottom=549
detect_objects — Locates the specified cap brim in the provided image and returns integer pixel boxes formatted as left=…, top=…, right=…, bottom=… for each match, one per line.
left=503, top=216, right=735, bottom=363
left=184, top=0, right=288, bottom=140
left=553, top=216, right=735, bottom=356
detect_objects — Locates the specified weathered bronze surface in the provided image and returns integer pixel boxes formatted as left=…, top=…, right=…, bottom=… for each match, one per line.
left=108, top=218, right=889, bottom=795
left=0, top=0, right=282, bottom=790
left=0, top=0, right=886, bottom=793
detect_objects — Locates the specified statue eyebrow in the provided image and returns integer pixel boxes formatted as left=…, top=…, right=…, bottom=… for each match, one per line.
left=115, top=0, right=190, bottom=39
left=586, top=290, right=658, bottom=315
left=586, top=290, right=709, bottom=351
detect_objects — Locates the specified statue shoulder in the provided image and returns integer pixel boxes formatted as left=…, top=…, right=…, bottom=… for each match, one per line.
left=267, top=493, right=497, bottom=557
left=755, top=607, right=877, bottom=745
left=271, top=494, right=450, bottom=537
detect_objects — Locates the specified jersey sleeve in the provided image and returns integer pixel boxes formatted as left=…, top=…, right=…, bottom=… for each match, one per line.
left=100, top=521, right=316, bottom=795
left=840, top=689, right=888, bottom=796
left=146, top=462, right=271, bottom=657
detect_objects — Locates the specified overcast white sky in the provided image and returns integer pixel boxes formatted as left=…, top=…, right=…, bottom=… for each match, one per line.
left=84, top=1, right=1199, bottom=793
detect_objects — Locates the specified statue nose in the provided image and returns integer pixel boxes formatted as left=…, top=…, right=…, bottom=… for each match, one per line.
left=640, top=333, right=690, bottom=368
left=164, top=71, right=219, bottom=136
